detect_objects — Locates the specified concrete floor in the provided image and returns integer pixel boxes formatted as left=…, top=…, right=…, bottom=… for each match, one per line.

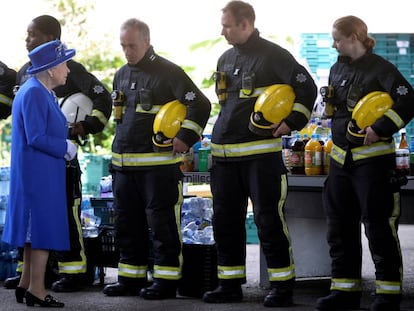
left=1, top=225, right=413, bottom=310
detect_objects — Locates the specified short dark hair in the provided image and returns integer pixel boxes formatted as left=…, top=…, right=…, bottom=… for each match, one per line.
left=222, top=1, right=255, bottom=25
left=32, top=15, right=62, bottom=40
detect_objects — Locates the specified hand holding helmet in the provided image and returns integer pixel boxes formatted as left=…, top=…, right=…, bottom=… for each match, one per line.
left=248, top=84, right=295, bottom=136
left=70, top=121, right=86, bottom=137
left=346, top=91, right=393, bottom=145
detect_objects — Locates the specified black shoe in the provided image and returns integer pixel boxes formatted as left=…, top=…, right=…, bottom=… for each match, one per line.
left=25, top=291, right=64, bottom=308
left=263, top=288, right=293, bottom=307
left=51, top=277, right=84, bottom=292
left=316, top=290, right=361, bottom=310
left=140, top=281, right=177, bottom=300
left=103, top=282, right=142, bottom=296
left=4, top=275, right=21, bottom=289
left=15, top=286, right=26, bottom=303
left=202, top=285, right=243, bottom=303
left=370, top=294, right=400, bottom=311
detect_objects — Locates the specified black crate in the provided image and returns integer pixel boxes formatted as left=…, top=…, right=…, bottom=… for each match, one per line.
left=178, top=243, right=218, bottom=298
left=94, top=225, right=119, bottom=268
left=90, top=198, right=115, bottom=226
left=84, top=225, right=119, bottom=285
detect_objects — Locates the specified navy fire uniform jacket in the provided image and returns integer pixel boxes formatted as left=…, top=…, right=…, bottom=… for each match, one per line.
left=329, top=52, right=414, bottom=159
left=0, top=61, right=17, bottom=119
left=211, top=29, right=317, bottom=162
left=111, top=46, right=211, bottom=170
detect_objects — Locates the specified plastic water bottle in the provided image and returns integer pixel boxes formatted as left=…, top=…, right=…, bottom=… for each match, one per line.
left=0, top=167, right=10, bottom=196
left=193, top=225, right=215, bottom=244
left=182, top=221, right=201, bottom=244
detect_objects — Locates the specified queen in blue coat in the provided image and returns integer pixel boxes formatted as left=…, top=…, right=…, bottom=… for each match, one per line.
left=2, top=40, right=78, bottom=307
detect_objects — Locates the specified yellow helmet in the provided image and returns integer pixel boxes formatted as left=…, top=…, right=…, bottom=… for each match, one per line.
left=152, top=100, right=187, bottom=151
left=346, top=91, right=394, bottom=145
left=248, top=84, right=295, bottom=136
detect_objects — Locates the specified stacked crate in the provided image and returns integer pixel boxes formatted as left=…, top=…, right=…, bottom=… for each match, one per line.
left=299, top=33, right=337, bottom=85
left=79, top=154, right=112, bottom=196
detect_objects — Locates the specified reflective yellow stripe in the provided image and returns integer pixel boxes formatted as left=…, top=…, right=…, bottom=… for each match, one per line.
left=352, top=142, right=395, bottom=161
left=330, top=144, right=346, bottom=165
left=91, top=109, right=108, bottom=127
left=182, top=119, right=203, bottom=137
left=112, top=152, right=183, bottom=167
left=0, top=94, right=12, bottom=107
left=376, top=280, right=402, bottom=294
left=267, top=174, right=296, bottom=282
left=331, top=278, right=362, bottom=291
left=211, top=138, right=282, bottom=158
left=292, top=102, right=311, bottom=121
left=152, top=265, right=181, bottom=280
left=385, top=192, right=403, bottom=294
left=239, top=86, right=267, bottom=98
left=268, top=265, right=295, bottom=281
left=331, top=142, right=395, bottom=165
left=217, top=265, right=246, bottom=280
left=58, top=261, right=87, bottom=274
left=118, top=263, right=148, bottom=278
left=135, top=104, right=162, bottom=114
left=58, top=197, right=87, bottom=274
left=16, top=261, right=24, bottom=273
left=384, top=109, right=404, bottom=129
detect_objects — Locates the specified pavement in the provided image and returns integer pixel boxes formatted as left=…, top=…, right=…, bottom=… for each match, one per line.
left=1, top=225, right=413, bottom=310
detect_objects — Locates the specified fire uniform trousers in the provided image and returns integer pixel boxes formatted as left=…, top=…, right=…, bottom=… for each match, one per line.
left=324, top=52, right=414, bottom=296
left=0, top=61, right=16, bottom=120
left=14, top=60, right=112, bottom=278
left=111, top=46, right=210, bottom=286
left=210, top=29, right=317, bottom=288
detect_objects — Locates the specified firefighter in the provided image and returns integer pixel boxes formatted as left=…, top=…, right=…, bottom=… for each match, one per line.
left=202, top=1, right=317, bottom=308
left=315, top=16, right=414, bottom=311
left=0, top=61, right=16, bottom=120
left=102, top=18, right=211, bottom=299
left=3, top=15, right=112, bottom=292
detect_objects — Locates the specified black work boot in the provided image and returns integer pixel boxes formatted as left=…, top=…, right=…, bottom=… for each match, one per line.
left=140, top=279, right=177, bottom=300
left=51, top=275, right=86, bottom=292
left=370, top=294, right=401, bottom=311
left=103, top=280, right=147, bottom=296
left=3, top=275, right=21, bottom=289
left=263, top=288, right=293, bottom=307
left=51, top=277, right=81, bottom=292
left=316, top=290, right=361, bottom=310
left=202, top=285, right=243, bottom=303
left=264, top=280, right=294, bottom=307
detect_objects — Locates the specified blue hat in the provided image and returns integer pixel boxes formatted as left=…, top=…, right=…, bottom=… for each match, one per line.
left=27, top=39, right=76, bottom=75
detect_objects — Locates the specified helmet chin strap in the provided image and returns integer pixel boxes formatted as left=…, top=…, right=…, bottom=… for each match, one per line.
left=75, top=135, right=89, bottom=147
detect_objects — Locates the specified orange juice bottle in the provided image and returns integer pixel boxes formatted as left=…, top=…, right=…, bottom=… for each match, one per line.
left=304, top=133, right=322, bottom=175
left=323, top=134, right=333, bottom=175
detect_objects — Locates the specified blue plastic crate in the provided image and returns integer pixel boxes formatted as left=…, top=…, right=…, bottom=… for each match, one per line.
left=246, top=212, right=259, bottom=244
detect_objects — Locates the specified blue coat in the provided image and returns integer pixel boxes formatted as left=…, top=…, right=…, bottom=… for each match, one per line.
left=2, top=77, right=70, bottom=250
